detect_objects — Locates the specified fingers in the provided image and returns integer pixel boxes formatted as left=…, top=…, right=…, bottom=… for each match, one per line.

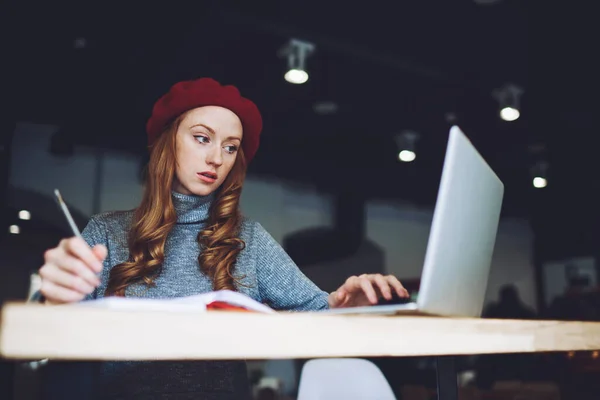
left=372, top=274, right=392, bottom=300
left=335, top=274, right=408, bottom=308
left=355, top=276, right=378, bottom=304
left=362, top=274, right=408, bottom=299
left=328, top=290, right=347, bottom=308
left=39, top=265, right=95, bottom=295
left=40, top=279, right=87, bottom=304
left=44, top=238, right=103, bottom=286
left=40, top=237, right=105, bottom=305
left=336, top=289, right=347, bottom=303
left=92, top=244, right=108, bottom=262
left=54, top=255, right=101, bottom=288
left=385, top=275, right=409, bottom=297
left=61, top=237, right=104, bottom=274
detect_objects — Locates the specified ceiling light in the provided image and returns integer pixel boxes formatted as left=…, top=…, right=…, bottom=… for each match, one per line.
left=493, top=83, right=523, bottom=122
left=19, top=210, right=31, bottom=220
left=399, top=150, right=416, bottom=162
left=285, top=69, right=309, bottom=84
left=9, top=225, right=20, bottom=234
left=530, top=158, right=549, bottom=189
left=395, top=130, right=419, bottom=163
left=500, top=107, right=520, bottom=122
left=278, top=39, right=315, bottom=85
left=532, top=177, right=547, bottom=188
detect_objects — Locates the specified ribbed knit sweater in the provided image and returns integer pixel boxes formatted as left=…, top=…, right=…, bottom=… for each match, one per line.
left=75, top=191, right=329, bottom=399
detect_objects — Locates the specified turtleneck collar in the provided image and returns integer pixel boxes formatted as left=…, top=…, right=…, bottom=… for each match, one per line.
left=171, top=190, right=214, bottom=224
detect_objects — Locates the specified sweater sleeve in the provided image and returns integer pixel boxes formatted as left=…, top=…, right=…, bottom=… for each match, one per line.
left=79, top=216, right=109, bottom=301
left=250, top=221, right=330, bottom=311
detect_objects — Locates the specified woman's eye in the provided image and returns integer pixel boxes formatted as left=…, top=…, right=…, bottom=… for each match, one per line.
left=194, top=135, right=209, bottom=144
left=224, top=145, right=238, bottom=154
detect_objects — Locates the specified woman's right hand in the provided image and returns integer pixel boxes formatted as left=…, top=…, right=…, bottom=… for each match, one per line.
left=39, top=237, right=107, bottom=304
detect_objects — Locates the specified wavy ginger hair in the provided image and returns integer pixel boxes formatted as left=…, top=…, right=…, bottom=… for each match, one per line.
left=105, top=113, right=247, bottom=296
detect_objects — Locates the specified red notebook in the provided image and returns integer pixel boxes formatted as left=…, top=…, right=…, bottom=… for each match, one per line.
left=206, top=301, right=257, bottom=312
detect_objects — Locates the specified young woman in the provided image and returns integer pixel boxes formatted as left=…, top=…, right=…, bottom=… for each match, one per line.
left=36, top=77, right=409, bottom=399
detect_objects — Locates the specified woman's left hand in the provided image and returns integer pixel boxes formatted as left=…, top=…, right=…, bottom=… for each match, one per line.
left=328, top=274, right=409, bottom=308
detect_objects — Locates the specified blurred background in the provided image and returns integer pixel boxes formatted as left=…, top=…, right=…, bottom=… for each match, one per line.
left=1, top=0, right=599, bottom=399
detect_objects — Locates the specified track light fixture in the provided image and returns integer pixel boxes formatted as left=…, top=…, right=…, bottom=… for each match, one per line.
left=493, top=83, right=523, bottom=122
left=395, top=131, right=419, bottom=162
left=278, top=39, right=315, bottom=84
left=528, top=143, right=548, bottom=189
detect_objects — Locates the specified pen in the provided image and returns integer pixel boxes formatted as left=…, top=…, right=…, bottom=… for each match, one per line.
left=53, top=189, right=103, bottom=281
left=53, top=189, right=82, bottom=238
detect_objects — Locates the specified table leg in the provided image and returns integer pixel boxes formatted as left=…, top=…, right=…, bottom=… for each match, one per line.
left=436, top=356, right=458, bottom=400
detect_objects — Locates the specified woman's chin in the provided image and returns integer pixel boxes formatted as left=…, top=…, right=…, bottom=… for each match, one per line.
left=172, top=182, right=217, bottom=197
left=188, top=183, right=218, bottom=197
left=193, top=189, right=216, bottom=197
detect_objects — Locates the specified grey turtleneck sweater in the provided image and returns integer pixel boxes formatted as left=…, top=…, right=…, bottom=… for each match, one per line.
left=64, top=191, right=330, bottom=399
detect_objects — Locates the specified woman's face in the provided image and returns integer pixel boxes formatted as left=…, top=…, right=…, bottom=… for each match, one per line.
left=172, top=106, right=243, bottom=196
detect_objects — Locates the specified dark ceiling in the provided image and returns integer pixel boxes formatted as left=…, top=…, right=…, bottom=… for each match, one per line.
left=4, top=0, right=599, bottom=257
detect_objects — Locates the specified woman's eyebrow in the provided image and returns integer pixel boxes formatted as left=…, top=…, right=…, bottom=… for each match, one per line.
left=189, top=123, right=215, bottom=134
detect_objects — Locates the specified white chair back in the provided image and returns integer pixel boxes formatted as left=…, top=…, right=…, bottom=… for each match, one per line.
left=297, top=358, right=396, bottom=400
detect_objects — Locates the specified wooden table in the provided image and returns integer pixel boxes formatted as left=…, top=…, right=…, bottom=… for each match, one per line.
left=2, top=302, right=600, bottom=399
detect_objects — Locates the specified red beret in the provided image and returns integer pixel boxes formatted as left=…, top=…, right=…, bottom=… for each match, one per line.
left=146, top=77, right=263, bottom=164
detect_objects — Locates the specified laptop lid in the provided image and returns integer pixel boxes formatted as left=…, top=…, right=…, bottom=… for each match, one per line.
left=416, top=126, right=504, bottom=317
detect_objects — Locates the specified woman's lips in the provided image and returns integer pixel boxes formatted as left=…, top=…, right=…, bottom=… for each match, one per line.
left=197, top=172, right=217, bottom=183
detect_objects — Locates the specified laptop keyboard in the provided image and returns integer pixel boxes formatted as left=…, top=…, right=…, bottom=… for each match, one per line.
left=378, top=293, right=414, bottom=306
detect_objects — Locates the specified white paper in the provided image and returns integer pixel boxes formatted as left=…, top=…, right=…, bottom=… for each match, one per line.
left=76, top=290, right=275, bottom=314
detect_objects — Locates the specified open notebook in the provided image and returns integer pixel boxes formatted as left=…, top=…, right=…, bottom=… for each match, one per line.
left=76, top=290, right=276, bottom=314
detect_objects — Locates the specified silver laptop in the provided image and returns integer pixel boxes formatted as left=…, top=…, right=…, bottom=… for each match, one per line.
left=322, top=126, right=504, bottom=317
